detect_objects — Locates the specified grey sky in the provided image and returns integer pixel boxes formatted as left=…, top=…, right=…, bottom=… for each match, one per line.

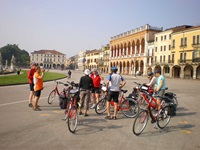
left=0, top=0, right=200, bottom=58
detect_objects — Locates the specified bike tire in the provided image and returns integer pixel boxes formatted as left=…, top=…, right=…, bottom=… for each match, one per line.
left=67, top=106, right=78, bottom=133
left=133, top=110, right=149, bottom=136
left=47, top=90, right=56, bottom=104
left=157, top=105, right=171, bottom=129
left=95, top=98, right=107, bottom=115
left=121, top=99, right=139, bottom=118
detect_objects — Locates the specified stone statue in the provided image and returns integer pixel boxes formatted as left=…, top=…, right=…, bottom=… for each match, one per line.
left=10, top=55, right=16, bottom=72
left=5, top=59, right=8, bottom=69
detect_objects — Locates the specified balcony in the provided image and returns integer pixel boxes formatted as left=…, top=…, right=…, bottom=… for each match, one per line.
left=191, top=43, right=200, bottom=48
left=179, top=44, right=187, bottom=48
left=179, top=58, right=200, bottom=64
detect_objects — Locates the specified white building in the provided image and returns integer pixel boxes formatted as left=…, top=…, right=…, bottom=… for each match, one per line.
left=30, top=50, right=66, bottom=69
left=77, top=50, right=86, bottom=71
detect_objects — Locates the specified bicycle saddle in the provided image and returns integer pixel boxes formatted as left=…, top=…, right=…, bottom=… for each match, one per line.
left=64, top=84, right=69, bottom=86
left=121, top=90, right=128, bottom=93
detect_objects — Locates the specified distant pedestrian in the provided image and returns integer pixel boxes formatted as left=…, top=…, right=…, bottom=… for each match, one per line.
left=78, top=69, right=94, bottom=116
left=27, top=62, right=38, bottom=107
left=68, top=70, right=72, bottom=78
left=32, top=66, right=45, bottom=111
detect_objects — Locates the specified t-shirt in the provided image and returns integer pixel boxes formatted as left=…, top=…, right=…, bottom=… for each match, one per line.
left=157, top=75, right=166, bottom=90
left=108, top=73, right=124, bottom=92
left=90, top=74, right=101, bottom=88
left=28, top=68, right=35, bottom=84
left=33, top=72, right=43, bottom=91
left=79, top=75, right=94, bottom=90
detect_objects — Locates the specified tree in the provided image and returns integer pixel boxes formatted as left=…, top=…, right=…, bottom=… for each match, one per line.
left=0, top=44, right=30, bottom=67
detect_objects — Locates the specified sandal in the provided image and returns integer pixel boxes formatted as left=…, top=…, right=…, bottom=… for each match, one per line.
left=112, top=116, right=117, bottom=120
left=105, top=116, right=112, bottom=120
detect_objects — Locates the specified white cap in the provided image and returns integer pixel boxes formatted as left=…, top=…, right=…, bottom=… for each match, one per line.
left=84, top=69, right=90, bottom=75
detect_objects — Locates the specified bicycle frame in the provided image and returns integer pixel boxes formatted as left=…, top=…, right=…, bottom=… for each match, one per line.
left=141, top=92, right=165, bottom=122
left=110, top=91, right=125, bottom=111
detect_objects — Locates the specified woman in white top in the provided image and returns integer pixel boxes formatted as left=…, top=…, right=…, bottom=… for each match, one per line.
left=146, top=72, right=157, bottom=91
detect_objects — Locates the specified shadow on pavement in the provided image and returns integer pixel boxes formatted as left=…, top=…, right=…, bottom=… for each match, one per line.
left=74, top=118, right=123, bottom=135
left=138, top=123, right=195, bottom=137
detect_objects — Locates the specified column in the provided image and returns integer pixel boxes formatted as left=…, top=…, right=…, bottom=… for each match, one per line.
left=123, top=47, right=125, bottom=56
left=135, top=46, right=137, bottom=54
left=193, top=66, right=197, bottom=79
left=180, top=66, right=184, bottom=79
left=126, top=47, right=128, bottom=56
left=129, top=66, right=132, bottom=75
left=119, top=49, right=121, bottom=56
left=169, top=67, right=173, bottom=78
left=130, top=46, right=132, bottom=55
left=139, top=45, right=142, bottom=54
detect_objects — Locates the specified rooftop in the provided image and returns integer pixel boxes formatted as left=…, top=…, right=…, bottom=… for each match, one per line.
left=31, top=50, right=65, bottom=55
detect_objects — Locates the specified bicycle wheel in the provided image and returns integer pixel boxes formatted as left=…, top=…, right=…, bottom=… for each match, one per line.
left=133, top=110, right=149, bottom=136
left=95, top=98, right=107, bottom=115
left=67, top=106, right=78, bottom=133
left=121, top=99, right=139, bottom=118
left=157, top=105, right=171, bottom=129
left=47, top=90, right=56, bottom=104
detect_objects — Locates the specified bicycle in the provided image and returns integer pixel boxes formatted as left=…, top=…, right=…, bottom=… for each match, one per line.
left=47, top=80, right=69, bottom=104
left=132, top=82, right=171, bottom=136
left=65, top=88, right=80, bottom=133
left=95, top=89, right=139, bottom=118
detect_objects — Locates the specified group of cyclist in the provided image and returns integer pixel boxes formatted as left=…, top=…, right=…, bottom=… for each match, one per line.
left=28, top=62, right=166, bottom=117
left=78, top=66, right=126, bottom=119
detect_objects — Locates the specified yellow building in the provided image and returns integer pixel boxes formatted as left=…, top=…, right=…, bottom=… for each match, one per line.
left=110, top=24, right=163, bottom=75
left=85, top=49, right=100, bottom=70
left=98, top=44, right=110, bottom=73
left=171, top=26, right=200, bottom=79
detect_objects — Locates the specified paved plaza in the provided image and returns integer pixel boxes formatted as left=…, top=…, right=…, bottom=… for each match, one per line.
left=0, top=70, right=200, bottom=150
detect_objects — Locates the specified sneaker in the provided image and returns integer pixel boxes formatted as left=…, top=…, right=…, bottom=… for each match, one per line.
left=29, top=103, right=33, bottom=107
left=84, top=113, right=89, bottom=117
left=153, top=122, right=158, bottom=129
left=90, top=104, right=96, bottom=109
left=97, top=105, right=100, bottom=110
left=77, top=102, right=81, bottom=107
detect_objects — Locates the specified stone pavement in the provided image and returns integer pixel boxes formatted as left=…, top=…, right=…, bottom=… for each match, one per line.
left=0, top=70, right=199, bottom=150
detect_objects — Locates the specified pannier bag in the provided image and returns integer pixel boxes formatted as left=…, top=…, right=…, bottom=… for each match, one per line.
left=167, top=103, right=177, bottom=116
left=59, top=94, right=69, bottom=109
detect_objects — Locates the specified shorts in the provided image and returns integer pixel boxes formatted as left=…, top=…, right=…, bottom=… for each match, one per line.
left=107, top=91, right=119, bottom=103
left=91, top=87, right=100, bottom=94
left=34, top=90, right=41, bottom=97
left=29, top=83, right=34, bottom=91
left=157, top=90, right=165, bottom=100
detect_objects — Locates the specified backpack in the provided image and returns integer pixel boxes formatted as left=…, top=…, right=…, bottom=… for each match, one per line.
left=167, top=103, right=177, bottom=116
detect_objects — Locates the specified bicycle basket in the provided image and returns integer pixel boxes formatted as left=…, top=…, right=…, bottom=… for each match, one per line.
left=140, top=85, right=154, bottom=94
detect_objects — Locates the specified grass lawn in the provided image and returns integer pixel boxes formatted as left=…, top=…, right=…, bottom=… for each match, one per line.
left=0, top=70, right=67, bottom=86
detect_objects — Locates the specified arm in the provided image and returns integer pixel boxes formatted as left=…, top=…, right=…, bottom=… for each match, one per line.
left=79, top=77, right=83, bottom=89
left=120, top=76, right=126, bottom=89
left=146, top=78, right=153, bottom=86
left=28, top=70, right=33, bottom=79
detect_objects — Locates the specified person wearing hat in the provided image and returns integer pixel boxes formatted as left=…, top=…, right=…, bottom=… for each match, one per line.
left=105, top=66, right=126, bottom=120
left=155, top=69, right=166, bottom=111
left=146, top=72, right=157, bottom=91
left=90, top=68, right=104, bottom=109
left=27, top=62, right=38, bottom=107
left=78, top=69, right=94, bottom=116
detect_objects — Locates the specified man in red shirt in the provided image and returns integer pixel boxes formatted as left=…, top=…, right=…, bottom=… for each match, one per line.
left=27, top=62, right=38, bottom=107
left=90, top=68, right=104, bottom=109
